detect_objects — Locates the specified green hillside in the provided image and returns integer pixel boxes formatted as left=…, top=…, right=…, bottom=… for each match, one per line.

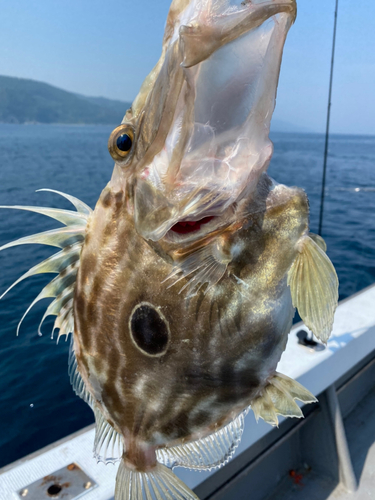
left=0, top=75, right=131, bottom=124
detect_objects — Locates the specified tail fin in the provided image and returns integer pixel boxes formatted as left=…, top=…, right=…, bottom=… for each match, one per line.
left=115, top=459, right=199, bottom=500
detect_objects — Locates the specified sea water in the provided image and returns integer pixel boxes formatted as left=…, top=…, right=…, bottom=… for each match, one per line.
left=0, top=124, right=374, bottom=468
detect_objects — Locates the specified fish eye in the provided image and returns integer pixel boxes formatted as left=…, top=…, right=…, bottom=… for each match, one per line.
left=108, top=125, right=134, bottom=163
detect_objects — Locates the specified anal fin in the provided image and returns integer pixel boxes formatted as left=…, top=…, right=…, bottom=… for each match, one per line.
left=93, top=406, right=123, bottom=465
left=251, top=372, right=317, bottom=427
left=157, top=408, right=247, bottom=471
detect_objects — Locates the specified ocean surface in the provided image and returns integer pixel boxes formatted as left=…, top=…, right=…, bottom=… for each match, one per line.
left=0, top=124, right=374, bottom=469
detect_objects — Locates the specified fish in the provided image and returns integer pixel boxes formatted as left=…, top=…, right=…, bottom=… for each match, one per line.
left=0, top=0, right=339, bottom=499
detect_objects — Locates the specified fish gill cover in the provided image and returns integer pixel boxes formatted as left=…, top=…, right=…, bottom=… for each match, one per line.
left=0, top=1, right=339, bottom=499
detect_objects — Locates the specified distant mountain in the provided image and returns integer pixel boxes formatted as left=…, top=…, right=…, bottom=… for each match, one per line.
left=0, top=75, right=313, bottom=132
left=0, top=75, right=131, bottom=124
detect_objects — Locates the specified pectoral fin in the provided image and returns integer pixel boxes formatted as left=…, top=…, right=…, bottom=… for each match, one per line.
left=163, top=240, right=228, bottom=297
left=288, top=234, right=339, bottom=343
left=309, top=232, right=327, bottom=252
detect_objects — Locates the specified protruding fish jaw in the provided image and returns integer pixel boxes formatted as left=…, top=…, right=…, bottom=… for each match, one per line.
left=129, top=0, right=297, bottom=242
left=179, top=0, right=297, bottom=69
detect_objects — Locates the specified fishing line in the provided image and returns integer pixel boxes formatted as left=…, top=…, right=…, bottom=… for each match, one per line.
left=318, top=0, right=339, bottom=237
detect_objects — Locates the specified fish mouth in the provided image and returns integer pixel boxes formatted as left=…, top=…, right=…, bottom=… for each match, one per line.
left=132, top=1, right=296, bottom=244
left=170, top=216, right=215, bottom=235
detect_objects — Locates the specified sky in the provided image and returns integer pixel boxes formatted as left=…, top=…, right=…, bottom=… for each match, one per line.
left=0, top=0, right=374, bottom=135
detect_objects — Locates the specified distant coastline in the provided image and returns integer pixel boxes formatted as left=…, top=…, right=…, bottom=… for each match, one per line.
left=0, top=75, right=131, bottom=125
left=1, top=75, right=312, bottom=133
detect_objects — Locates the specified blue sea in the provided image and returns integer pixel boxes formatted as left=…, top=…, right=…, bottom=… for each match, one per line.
left=0, top=124, right=374, bottom=469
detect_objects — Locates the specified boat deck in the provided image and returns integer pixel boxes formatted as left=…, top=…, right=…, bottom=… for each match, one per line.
left=266, top=384, right=375, bottom=500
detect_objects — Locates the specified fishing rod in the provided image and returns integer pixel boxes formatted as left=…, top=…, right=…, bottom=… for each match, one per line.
left=318, top=0, right=339, bottom=237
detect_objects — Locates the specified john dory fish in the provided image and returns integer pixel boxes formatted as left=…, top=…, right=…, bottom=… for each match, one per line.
left=0, top=0, right=338, bottom=499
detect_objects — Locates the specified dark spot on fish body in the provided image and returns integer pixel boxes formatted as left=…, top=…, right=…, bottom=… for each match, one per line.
left=101, top=188, right=113, bottom=208
left=100, top=187, right=125, bottom=212
left=129, top=303, right=170, bottom=357
left=115, top=190, right=125, bottom=206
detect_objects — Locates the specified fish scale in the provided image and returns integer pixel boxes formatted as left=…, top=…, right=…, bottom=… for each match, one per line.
left=0, top=1, right=339, bottom=499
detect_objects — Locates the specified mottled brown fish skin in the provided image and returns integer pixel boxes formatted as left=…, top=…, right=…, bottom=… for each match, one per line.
left=73, top=175, right=309, bottom=469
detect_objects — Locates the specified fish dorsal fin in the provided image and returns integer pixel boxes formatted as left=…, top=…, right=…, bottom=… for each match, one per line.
left=0, top=191, right=90, bottom=340
left=68, top=337, right=93, bottom=408
left=93, top=406, right=123, bottom=465
left=156, top=409, right=247, bottom=471
left=251, top=372, right=317, bottom=427
left=288, top=234, right=339, bottom=343
left=36, top=189, right=92, bottom=216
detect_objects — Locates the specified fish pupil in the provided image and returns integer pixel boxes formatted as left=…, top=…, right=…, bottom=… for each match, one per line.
left=116, top=134, right=132, bottom=152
